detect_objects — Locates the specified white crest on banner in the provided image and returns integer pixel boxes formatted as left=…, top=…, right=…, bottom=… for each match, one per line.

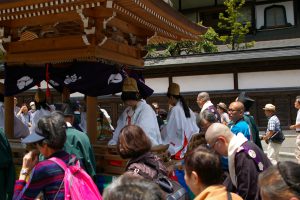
left=108, top=73, right=123, bottom=85
left=64, top=74, right=82, bottom=84
left=17, top=76, right=33, bottom=89
left=49, top=80, right=59, bottom=86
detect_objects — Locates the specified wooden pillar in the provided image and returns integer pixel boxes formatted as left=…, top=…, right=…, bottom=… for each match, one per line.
left=4, top=96, right=14, bottom=139
left=0, top=83, right=3, bottom=94
left=233, top=71, right=239, bottom=91
left=61, top=87, right=70, bottom=102
left=86, top=96, right=97, bottom=144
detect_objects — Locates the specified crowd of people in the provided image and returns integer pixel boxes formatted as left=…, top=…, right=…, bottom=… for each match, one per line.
left=0, top=78, right=300, bottom=200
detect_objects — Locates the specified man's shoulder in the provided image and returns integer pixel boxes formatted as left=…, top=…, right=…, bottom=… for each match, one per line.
left=67, top=128, right=89, bottom=139
left=235, top=142, right=270, bottom=170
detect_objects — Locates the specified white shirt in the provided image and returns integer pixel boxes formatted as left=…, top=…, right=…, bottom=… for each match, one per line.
left=200, top=100, right=214, bottom=113
left=296, top=109, right=300, bottom=132
left=108, top=100, right=162, bottom=146
left=161, top=101, right=199, bottom=158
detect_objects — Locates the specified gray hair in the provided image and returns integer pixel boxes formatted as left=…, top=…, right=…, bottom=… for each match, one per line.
left=197, top=92, right=210, bottom=101
left=258, top=161, right=300, bottom=199
left=197, top=110, right=217, bottom=128
left=103, top=174, right=163, bottom=200
left=296, top=96, right=300, bottom=103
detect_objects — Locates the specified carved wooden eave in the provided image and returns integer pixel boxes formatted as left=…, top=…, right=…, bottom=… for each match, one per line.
left=0, top=0, right=207, bottom=66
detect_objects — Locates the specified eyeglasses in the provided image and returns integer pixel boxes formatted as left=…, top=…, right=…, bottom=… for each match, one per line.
left=207, top=138, right=220, bottom=149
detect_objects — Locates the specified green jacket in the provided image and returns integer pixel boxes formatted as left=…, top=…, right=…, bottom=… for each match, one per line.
left=0, top=128, right=15, bottom=200
left=64, top=127, right=97, bottom=178
left=244, top=114, right=263, bottom=150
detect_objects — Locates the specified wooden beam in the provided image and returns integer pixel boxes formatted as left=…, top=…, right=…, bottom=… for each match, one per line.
left=0, top=12, right=81, bottom=28
left=83, top=7, right=114, bottom=18
left=0, top=0, right=106, bottom=10
left=108, top=18, right=151, bottom=37
left=102, top=39, right=141, bottom=58
left=5, top=46, right=144, bottom=66
left=7, top=35, right=88, bottom=53
left=95, top=46, right=144, bottom=67
left=86, top=96, right=97, bottom=144
left=4, top=96, right=14, bottom=139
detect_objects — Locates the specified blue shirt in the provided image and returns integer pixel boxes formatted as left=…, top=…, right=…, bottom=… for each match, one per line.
left=230, top=120, right=251, bottom=140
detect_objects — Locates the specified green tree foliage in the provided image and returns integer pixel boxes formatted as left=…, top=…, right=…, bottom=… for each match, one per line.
left=145, top=25, right=218, bottom=58
left=218, top=0, right=255, bottom=50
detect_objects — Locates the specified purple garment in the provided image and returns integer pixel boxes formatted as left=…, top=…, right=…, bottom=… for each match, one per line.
left=206, top=105, right=221, bottom=123
left=234, top=141, right=272, bottom=200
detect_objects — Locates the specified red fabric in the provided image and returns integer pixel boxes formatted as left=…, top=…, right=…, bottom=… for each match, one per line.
left=174, top=132, right=188, bottom=160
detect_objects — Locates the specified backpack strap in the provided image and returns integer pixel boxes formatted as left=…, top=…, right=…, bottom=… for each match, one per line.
left=49, top=157, right=68, bottom=171
left=49, top=157, right=68, bottom=200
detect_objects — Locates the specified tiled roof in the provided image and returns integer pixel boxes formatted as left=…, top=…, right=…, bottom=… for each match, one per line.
left=218, top=38, right=300, bottom=52
left=145, top=44, right=300, bottom=67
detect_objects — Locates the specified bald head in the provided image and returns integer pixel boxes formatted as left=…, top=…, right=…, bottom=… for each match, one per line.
left=230, top=101, right=244, bottom=110
left=228, top=101, right=244, bottom=122
left=205, top=123, right=233, bottom=144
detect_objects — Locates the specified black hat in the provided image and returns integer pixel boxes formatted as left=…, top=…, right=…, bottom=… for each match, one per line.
left=237, top=92, right=255, bottom=111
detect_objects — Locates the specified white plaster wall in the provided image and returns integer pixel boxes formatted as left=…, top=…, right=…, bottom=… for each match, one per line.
left=256, top=1, right=294, bottom=29
left=173, top=74, right=234, bottom=92
left=238, top=70, right=300, bottom=89
left=145, top=77, right=169, bottom=93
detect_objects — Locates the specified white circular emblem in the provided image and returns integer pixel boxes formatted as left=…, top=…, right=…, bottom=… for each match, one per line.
left=258, top=162, right=264, bottom=171
left=248, top=150, right=256, bottom=158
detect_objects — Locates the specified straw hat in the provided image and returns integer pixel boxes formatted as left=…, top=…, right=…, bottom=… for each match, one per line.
left=217, top=102, right=228, bottom=111
left=122, top=77, right=139, bottom=93
left=167, top=83, right=180, bottom=96
left=263, top=104, right=276, bottom=111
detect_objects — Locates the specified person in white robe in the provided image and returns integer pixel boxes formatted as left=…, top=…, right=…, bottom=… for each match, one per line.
left=29, top=89, right=51, bottom=134
left=108, top=77, right=162, bottom=146
left=161, top=83, right=199, bottom=159
left=0, top=94, right=29, bottom=138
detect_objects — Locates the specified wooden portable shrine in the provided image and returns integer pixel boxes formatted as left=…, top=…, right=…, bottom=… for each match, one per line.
left=0, top=0, right=206, bottom=174
left=0, top=0, right=206, bottom=140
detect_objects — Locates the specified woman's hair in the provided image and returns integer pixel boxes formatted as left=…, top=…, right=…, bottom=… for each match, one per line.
left=184, top=146, right=222, bottom=186
left=167, top=93, right=190, bottom=118
left=117, top=125, right=152, bottom=159
left=37, top=111, right=66, bottom=150
left=103, top=175, right=163, bottom=200
left=186, top=133, right=207, bottom=153
left=258, top=161, right=300, bottom=199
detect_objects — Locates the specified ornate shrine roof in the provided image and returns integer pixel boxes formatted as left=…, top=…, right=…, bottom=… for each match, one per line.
left=0, top=0, right=207, bottom=66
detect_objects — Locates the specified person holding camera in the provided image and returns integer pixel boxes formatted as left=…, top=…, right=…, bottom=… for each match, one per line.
left=261, top=104, right=283, bottom=165
left=16, top=103, right=32, bottom=128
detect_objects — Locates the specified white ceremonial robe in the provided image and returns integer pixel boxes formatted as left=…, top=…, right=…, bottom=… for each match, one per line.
left=108, top=100, right=162, bottom=146
left=161, top=101, right=199, bottom=158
